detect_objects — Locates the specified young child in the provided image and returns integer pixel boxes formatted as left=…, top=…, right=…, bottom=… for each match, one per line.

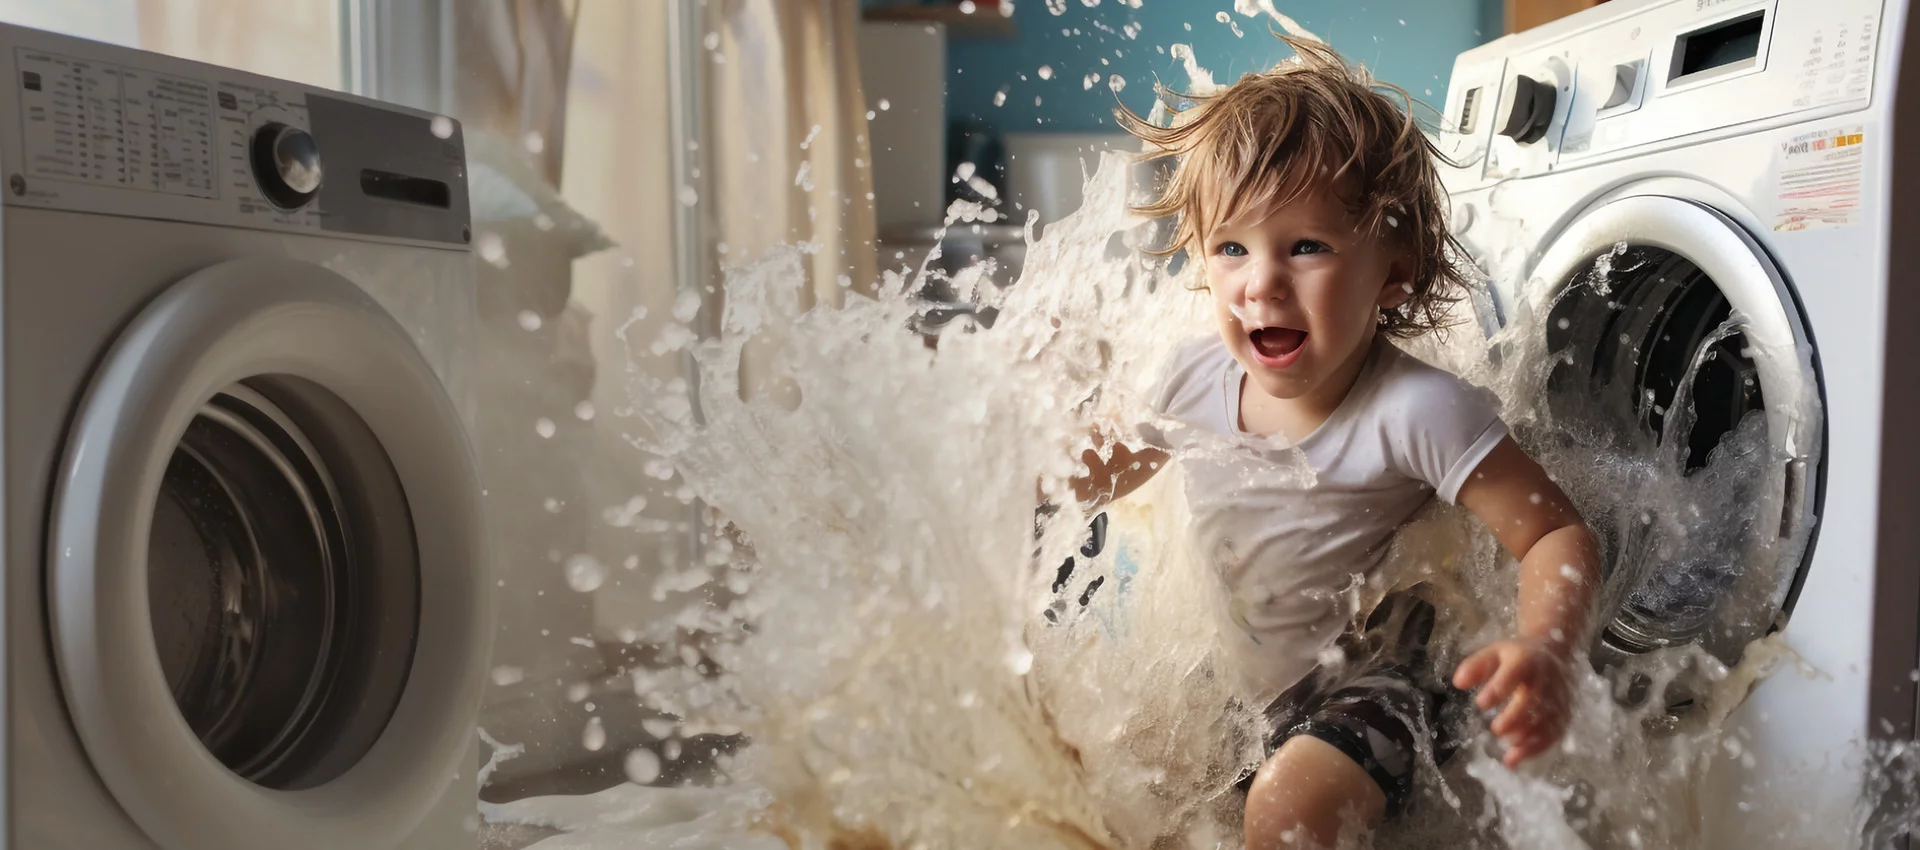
left=1069, top=38, right=1603, bottom=849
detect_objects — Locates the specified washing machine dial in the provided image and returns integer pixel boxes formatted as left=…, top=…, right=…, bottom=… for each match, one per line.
left=1495, top=73, right=1556, bottom=145
left=250, top=123, right=323, bottom=209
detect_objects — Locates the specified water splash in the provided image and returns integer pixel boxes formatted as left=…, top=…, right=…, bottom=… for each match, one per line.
left=493, top=30, right=1894, bottom=850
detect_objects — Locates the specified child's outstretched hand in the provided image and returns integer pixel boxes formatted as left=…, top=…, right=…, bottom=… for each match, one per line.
left=1452, top=637, right=1574, bottom=768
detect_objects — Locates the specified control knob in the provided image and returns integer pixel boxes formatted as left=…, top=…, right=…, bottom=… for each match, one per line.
left=250, top=123, right=323, bottom=209
left=1495, top=74, right=1556, bottom=145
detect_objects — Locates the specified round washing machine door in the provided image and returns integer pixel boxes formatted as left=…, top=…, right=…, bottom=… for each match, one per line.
left=46, top=257, right=489, bottom=850
left=1523, top=194, right=1824, bottom=678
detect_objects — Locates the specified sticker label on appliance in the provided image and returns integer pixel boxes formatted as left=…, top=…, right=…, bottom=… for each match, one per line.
left=14, top=47, right=217, bottom=198
left=1772, top=124, right=1864, bottom=232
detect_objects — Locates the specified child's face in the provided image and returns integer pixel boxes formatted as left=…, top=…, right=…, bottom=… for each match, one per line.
left=1201, top=180, right=1413, bottom=407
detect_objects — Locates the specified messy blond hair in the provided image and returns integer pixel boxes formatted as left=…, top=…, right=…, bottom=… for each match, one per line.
left=1117, top=36, right=1469, bottom=339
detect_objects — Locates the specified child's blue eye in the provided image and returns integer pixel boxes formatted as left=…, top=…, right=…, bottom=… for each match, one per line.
left=1218, top=242, right=1247, bottom=257
left=1292, top=240, right=1329, bottom=256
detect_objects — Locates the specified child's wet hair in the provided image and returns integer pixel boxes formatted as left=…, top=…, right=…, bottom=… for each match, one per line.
left=1117, top=36, right=1470, bottom=339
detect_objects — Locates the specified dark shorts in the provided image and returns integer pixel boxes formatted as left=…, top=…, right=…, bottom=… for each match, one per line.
left=1234, top=589, right=1460, bottom=819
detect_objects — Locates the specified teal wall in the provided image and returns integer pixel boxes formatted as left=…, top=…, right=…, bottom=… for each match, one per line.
left=920, top=0, right=1498, bottom=133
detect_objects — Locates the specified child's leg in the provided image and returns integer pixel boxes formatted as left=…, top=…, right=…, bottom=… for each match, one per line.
left=1243, top=735, right=1387, bottom=849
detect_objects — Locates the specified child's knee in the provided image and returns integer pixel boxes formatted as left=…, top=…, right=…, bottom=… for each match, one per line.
left=1243, top=735, right=1387, bottom=850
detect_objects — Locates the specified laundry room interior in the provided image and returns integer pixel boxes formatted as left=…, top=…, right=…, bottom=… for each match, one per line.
left=0, top=0, right=1913, bottom=848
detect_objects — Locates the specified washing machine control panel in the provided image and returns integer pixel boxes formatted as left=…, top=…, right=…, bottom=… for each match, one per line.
left=1440, top=0, right=1887, bottom=190
left=0, top=23, right=471, bottom=248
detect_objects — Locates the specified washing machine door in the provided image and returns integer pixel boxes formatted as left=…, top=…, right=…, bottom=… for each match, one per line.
left=1523, top=194, right=1824, bottom=676
left=45, top=257, right=489, bottom=850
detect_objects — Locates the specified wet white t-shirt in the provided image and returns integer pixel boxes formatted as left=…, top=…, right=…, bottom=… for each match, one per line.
left=1138, top=334, right=1508, bottom=702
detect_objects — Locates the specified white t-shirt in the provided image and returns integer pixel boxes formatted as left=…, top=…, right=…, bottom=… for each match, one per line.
left=1137, top=334, right=1508, bottom=702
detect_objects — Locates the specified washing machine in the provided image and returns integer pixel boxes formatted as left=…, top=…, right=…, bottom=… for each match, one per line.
left=0, top=24, right=489, bottom=850
left=1441, top=0, right=1917, bottom=843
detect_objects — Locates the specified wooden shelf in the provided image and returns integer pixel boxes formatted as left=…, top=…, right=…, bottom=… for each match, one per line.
left=863, top=4, right=1017, bottom=38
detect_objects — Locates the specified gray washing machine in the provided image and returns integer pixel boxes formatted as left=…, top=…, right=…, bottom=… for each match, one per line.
left=0, top=24, right=490, bottom=850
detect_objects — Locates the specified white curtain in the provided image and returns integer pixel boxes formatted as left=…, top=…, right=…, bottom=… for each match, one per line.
left=707, top=0, right=880, bottom=395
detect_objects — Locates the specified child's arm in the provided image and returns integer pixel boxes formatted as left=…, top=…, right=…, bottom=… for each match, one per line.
left=1068, top=430, right=1168, bottom=507
left=1451, top=437, right=1602, bottom=767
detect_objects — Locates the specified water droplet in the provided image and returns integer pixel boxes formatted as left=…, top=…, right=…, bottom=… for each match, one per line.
left=476, top=231, right=508, bottom=267
left=491, top=665, right=525, bottom=686
left=565, top=554, right=607, bottom=592
left=674, top=289, right=703, bottom=322
left=535, top=418, right=557, bottom=439
left=1005, top=645, right=1034, bottom=675
left=582, top=716, right=607, bottom=751
left=430, top=115, right=455, bottom=139
left=516, top=310, right=543, bottom=331
left=574, top=400, right=596, bottom=421
left=1037, top=65, right=1054, bottom=80
left=625, top=748, right=663, bottom=784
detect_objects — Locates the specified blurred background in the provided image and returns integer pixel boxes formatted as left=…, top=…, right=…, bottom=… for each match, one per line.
left=0, top=0, right=1604, bottom=826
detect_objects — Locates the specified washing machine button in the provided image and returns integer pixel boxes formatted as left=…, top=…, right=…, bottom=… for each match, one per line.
left=251, top=123, right=323, bottom=209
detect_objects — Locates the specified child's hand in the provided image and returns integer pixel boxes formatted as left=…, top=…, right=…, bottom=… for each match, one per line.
left=1452, top=638, right=1574, bottom=768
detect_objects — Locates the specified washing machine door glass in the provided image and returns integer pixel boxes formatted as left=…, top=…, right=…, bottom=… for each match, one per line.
left=48, top=257, right=488, bottom=850
left=1523, top=195, right=1823, bottom=677
left=148, top=380, right=417, bottom=789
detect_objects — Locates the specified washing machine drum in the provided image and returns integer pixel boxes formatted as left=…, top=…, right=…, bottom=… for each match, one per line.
left=46, top=258, right=488, bottom=850
left=1523, top=195, right=1823, bottom=672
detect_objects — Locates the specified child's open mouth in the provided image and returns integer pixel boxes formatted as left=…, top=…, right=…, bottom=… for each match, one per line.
left=1249, top=326, right=1308, bottom=368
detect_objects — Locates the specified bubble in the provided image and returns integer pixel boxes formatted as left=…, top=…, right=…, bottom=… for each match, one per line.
left=703, top=31, right=720, bottom=50
left=429, top=115, right=454, bottom=139
left=958, top=0, right=977, bottom=11
left=533, top=212, right=555, bottom=231
left=624, top=748, right=663, bottom=784
left=994, top=88, right=1008, bottom=106
left=523, top=131, right=545, bottom=154
left=1083, top=72, right=1100, bottom=90
left=574, top=400, right=596, bottom=421
left=516, top=310, right=543, bottom=331
left=582, top=716, right=607, bottom=751
left=1037, top=65, right=1054, bottom=80
left=476, top=231, right=508, bottom=267
left=490, top=666, right=525, bottom=686
left=535, top=418, right=557, bottom=439
left=1108, top=75, right=1126, bottom=93
left=677, top=185, right=699, bottom=207
left=877, top=98, right=891, bottom=111
left=565, top=554, right=607, bottom=592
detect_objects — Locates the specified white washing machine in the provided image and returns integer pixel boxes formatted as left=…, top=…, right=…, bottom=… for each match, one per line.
left=0, top=24, right=489, bottom=850
left=1442, top=0, right=1916, bottom=843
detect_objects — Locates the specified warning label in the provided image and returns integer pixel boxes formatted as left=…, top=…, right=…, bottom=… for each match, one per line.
left=1773, top=125, right=1865, bottom=231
